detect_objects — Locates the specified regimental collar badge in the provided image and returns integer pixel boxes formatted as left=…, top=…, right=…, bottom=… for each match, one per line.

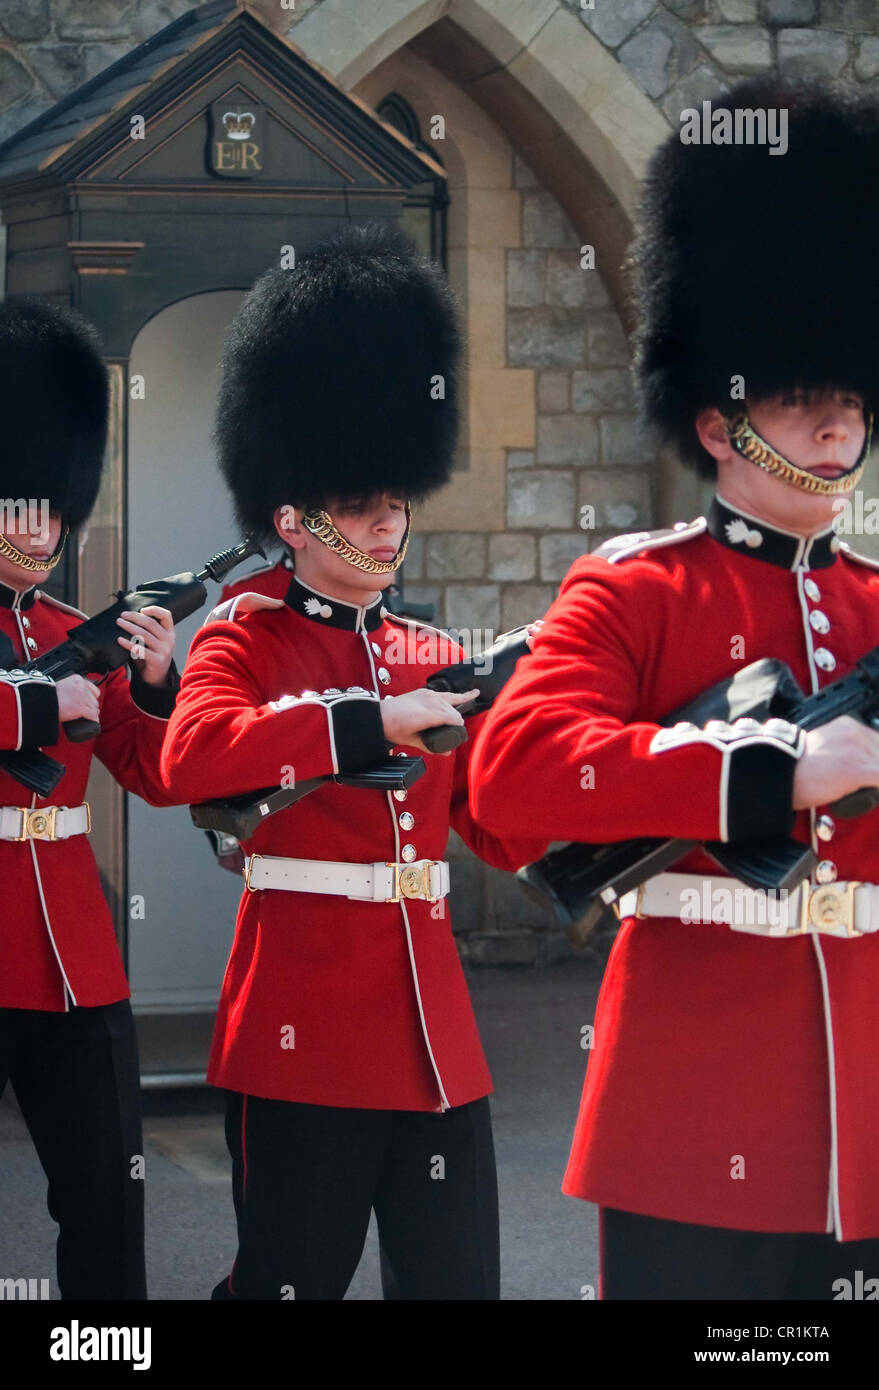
left=286, top=575, right=385, bottom=633
left=709, top=496, right=839, bottom=571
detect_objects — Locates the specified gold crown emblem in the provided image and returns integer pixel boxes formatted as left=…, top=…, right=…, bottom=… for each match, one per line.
left=222, top=110, right=255, bottom=140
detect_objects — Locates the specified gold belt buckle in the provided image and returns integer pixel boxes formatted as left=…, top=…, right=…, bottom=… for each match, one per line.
left=13, top=806, right=59, bottom=841
left=386, top=861, right=437, bottom=902
left=244, top=854, right=262, bottom=892
left=799, top=880, right=863, bottom=937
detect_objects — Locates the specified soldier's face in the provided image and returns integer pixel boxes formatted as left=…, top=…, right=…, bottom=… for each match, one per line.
left=749, top=389, right=865, bottom=482
left=275, top=494, right=408, bottom=600
left=0, top=509, right=63, bottom=590
left=704, top=390, right=866, bottom=535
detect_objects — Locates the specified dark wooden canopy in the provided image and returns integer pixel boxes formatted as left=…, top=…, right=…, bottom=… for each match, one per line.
left=0, top=0, right=444, bottom=356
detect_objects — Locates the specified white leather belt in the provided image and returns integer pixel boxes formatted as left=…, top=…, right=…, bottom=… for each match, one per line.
left=616, top=872, right=879, bottom=939
left=0, top=804, right=91, bottom=842
left=243, top=854, right=450, bottom=903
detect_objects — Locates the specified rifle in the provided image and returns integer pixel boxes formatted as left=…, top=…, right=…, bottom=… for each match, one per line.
left=2, top=538, right=265, bottom=797
left=189, top=625, right=533, bottom=838
left=518, top=650, right=879, bottom=937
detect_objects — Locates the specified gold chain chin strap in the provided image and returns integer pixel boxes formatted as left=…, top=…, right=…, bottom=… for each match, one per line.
left=724, top=413, right=870, bottom=497
left=0, top=526, right=68, bottom=573
left=300, top=506, right=411, bottom=575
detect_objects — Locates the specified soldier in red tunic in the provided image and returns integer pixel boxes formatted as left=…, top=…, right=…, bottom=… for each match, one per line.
left=160, top=224, right=547, bottom=1299
left=470, top=78, right=879, bottom=1298
left=0, top=300, right=178, bottom=1298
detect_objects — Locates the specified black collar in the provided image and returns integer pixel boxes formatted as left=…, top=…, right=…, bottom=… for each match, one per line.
left=707, top=495, right=840, bottom=571
left=284, top=574, right=385, bottom=633
left=0, top=581, right=37, bottom=611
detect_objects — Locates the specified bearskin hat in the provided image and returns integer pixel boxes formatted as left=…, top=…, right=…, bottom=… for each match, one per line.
left=0, top=297, right=108, bottom=528
left=630, top=76, right=879, bottom=475
left=216, top=221, right=462, bottom=543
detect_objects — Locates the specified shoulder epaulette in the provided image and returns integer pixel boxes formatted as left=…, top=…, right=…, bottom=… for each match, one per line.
left=839, top=543, right=879, bottom=572
left=382, top=608, right=455, bottom=643
left=205, top=592, right=287, bottom=625
left=35, top=591, right=88, bottom=620
left=595, top=517, right=707, bottom=565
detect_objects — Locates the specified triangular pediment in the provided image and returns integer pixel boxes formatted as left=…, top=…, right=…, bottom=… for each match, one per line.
left=0, top=1, right=441, bottom=194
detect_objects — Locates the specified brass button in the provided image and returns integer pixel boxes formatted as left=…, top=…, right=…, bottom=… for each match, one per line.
left=809, top=610, right=830, bottom=635
left=399, top=811, right=415, bottom=831
left=814, top=648, right=836, bottom=673
left=21, top=615, right=31, bottom=629
left=401, top=843, right=417, bottom=863
left=393, top=789, right=408, bottom=802
left=378, top=667, right=391, bottom=685
left=815, top=860, right=837, bottom=884
left=26, top=637, right=37, bottom=651
left=804, top=578, right=821, bottom=602
left=371, top=642, right=381, bottom=656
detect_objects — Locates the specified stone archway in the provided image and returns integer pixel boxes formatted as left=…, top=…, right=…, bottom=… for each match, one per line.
left=282, top=0, right=668, bottom=324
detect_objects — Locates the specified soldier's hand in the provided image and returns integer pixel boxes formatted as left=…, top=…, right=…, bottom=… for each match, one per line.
left=381, top=688, right=479, bottom=756
left=56, top=674, right=101, bottom=725
left=116, top=605, right=175, bottom=686
left=793, top=715, right=879, bottom=809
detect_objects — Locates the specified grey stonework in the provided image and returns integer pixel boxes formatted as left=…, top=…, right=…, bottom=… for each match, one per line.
left=0, top=48, right=35, bottom=108
left=507, top=469, right=577, bottom=528
left=487, top=533, right=537, bottom=582
left=506, top=449, right=536, bottom=470
left=521, top=191, right=578, bottom=249
left=777, top=27, right=849, bottom=74
left=818, top=1, right=879, bottom=31
left=443, top=583, right=500, bottom=634
left=698, top=24, right=773, bottom=71
left=537, top=369, right=571, bottom=414
left=661, top=62, right=730, bottom=123
left=713, top=0, right=759, bottom=20
left=855, top=35, right=879, bottom=78
left=578, top=470, right=653, bottom=529
left=618, top=11, right=702, bottom=99
left=572, top=367, right=635, bottom=412
left=0, top=0, right=50, bottom=42
left=507, top=306, right=585, bottom=368
left=536, top=413, right=600, bottom=467
left=425, top=532, right=486, bottom=581
left=577, top=0, right=657, bottom=50
left=539, top=532, right=590, bottom=583
left=766, top=0, right=819, bottom=24
left=501, top=583, right=556, bottom=631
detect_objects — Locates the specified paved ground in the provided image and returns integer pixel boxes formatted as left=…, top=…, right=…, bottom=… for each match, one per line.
left=0, top=962, right=601, bottom=1301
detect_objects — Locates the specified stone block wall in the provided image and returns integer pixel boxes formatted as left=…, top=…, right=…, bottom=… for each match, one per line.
left=566, top=0, right=879, bottom=121
left=401, top=152, right=654, bottom=646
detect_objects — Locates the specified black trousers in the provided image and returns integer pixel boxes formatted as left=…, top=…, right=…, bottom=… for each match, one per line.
left=602, top=1207, right=879, bottom=1300
left=213, top=1092, right=500, bottom=1300
left=0, top=1001, right=146, bottom=1300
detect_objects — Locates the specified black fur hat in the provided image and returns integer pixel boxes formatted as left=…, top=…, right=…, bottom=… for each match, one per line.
left=0, top=297, right=108, bottom=527
left=216, top=222, right=462, bottom=543
left=630, top=76, right=879, bottom=475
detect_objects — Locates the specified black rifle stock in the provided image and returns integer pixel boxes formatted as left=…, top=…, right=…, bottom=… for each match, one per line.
left=518, top=649, right=879, bottom=935
left=1, top=538, right=265, bottom=797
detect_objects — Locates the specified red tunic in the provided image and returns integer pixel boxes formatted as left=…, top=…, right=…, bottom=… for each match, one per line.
left=470, top=498, right=879, bottom=1240
left=160, top=574, right=547, bottom=1112
left=220, top=555, right=293, bottom=604
left=0, top=583, right=178, bottom=1011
